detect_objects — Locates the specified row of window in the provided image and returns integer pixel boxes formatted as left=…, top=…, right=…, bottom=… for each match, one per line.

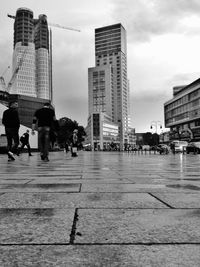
left=166, top=108, right=200, bottom=124
left=97, top=53, right=119, bottom=58
left=165, top=97, right=200, bottom=119
left=95, top=37, right=121, bottom=47
left=95, top=29, right=121, bottom=38
left=166, top=88, right=200, bottom=111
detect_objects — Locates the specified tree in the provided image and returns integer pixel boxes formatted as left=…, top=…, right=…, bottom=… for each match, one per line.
left=143, top=132, right=152, bottom=145
left=57, top=117, right=86, bottom=148
left=143, top=132, right=159, bottom=146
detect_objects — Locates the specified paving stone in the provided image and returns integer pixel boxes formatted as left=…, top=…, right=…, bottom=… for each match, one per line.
left=0, top=208, right=74, bottom=244
left=0, top=192, right=167, bottom=208
left=1, top=244, right=200, bottom=267
left=153, top=192, right=200, bottom=208
left=0, top=179, right=32, bottom=184
left=28, top=178, right=132, bottom=184
left=75, top=209, right=200, bottom=244
left=0, top=183, right=81, bottom=192
left=0, top=175, right=82, bottom=180
left=1, top=151, right=200, bottom=265
left=81, top=183, right=194, bottom=193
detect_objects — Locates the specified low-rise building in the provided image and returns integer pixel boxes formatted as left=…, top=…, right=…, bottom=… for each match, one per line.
left=164, top=78, right=200, bottom=141
left=85, top=112, right=119, bottom=150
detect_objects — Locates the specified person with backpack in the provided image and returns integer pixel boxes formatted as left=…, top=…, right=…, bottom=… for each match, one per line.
left=70, top=129, right=78, bottom=157
left=19, top=130, right=32, bottom=156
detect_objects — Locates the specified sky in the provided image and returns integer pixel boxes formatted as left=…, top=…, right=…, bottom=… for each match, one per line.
left=1, top=0, right=200, bottom=133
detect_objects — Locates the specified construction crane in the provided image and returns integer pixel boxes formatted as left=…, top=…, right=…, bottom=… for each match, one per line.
left=7, top=14, right=81, bottom=32
left=0, top=66, right=10, bottom=92
left=0, top=45, right=30, bottom=93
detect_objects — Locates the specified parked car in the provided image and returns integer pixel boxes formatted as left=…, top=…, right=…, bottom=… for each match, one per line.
left=157, top=144, right=170, bottom=154
left=172, top=140, right=188, bottom=153
left=186, top=142, right=200, bottom=154
left=142, top=145, right=150, bottom=151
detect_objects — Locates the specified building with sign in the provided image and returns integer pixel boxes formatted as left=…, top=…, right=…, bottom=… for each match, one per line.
left=164, top=78, right=200, bottom=141
left=85, top=112, right=119, bottom=151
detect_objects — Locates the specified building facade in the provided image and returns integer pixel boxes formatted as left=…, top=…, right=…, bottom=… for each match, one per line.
left=87, top=23, right=131, bottom=150
left=9, top=8, right=51, bottom=100
left=85, top=112, right=119, bottom=151
left=164, top=78, right=200, bottom=141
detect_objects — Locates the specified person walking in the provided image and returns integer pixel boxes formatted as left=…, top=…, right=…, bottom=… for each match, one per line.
left=70, top=129, right=78, bottom=157
left=19, top=130, right=32, bottom=156
left=2, top=100, right=20, bottom=161
left=31, top=102, right=57, bottom=162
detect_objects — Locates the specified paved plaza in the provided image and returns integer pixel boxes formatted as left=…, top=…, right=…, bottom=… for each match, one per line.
left=0, top=150, right=200, bottom=266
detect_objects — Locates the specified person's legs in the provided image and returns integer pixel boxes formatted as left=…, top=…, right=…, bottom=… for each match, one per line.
left=38, top=128, right=45, bottom=159
left=19, top=143, right=25, bottom=154
left=12, top=128, right=20, bottom=155
left=5, top=128, right=15, bottom=160
left=26, top=143, right=32, bottom=156
left=38, top=127, right=50, bottom=161
left=43, top=128, right=50, bottom=160
left=5, top=128, right=13, bottom=152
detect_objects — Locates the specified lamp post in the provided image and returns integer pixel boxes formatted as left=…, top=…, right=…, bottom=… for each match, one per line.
left=150, top=121, right=162, bottom=134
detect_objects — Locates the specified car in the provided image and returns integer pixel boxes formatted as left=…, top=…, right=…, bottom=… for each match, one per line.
left=142, top=145, right=150, bottom=151
left=157, top=144, right=170, bottom=154
left=172, top=140, right=188, bottom=153
left=186, top=142, right=200, bottom=154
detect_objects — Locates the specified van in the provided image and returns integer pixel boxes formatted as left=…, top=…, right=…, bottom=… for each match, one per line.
left=172, top=140, right=188, bottom=152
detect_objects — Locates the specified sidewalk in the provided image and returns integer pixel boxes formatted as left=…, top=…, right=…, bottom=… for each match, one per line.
left=0, top=151, right=200, bottom=266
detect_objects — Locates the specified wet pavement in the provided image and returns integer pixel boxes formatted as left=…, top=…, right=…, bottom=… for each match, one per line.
left=1, top=151, right=200, bottom=266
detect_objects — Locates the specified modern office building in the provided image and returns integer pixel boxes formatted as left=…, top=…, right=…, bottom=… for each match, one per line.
left=87, top=23, right=132, bottom=150
left=164, top=78, right=200, bottom=141
left=9, top=8, right=51, bottom=100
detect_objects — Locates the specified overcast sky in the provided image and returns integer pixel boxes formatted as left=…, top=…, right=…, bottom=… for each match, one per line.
left=1, top=0, right=200, bottom=132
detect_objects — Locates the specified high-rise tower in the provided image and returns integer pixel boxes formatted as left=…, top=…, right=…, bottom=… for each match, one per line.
left=95, top=24, right=129, bottom=146
left=34, top=14, right=50, bottom=99
left=9, top=8, right=50, bottom=100
left=87, top=23, right=130, bottom=150
left=10, top=8, right=36, bottom=97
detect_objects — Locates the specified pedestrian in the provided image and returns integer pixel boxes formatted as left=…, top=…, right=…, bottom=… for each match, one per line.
left=2, top=100, right=20, bottom=161
left=70, top=129, right=78, bottom=157
left=64, top=141, right=69, bottom=153
left=31, top=102, right=57, bottom=162
left=170, top=142, right=175, bottom=154
left=19, top=130, right=32, bottom=156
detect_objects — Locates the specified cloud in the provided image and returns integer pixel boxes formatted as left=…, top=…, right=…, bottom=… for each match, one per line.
left=130, top=93, right=166, bottom=132
left=112, top=0, right=200, bottom=42
left=54, top=94, right=88, bottom=126
left=168, top=72, right=200, bottom=87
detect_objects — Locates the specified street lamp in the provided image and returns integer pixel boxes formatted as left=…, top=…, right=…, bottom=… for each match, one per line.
left=150, top=121, right=162, bottom=134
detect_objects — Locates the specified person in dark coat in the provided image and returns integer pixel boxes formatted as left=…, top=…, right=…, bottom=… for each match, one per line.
left=19, top=130, right=32, bottom=156
left=2, top=101, right=20, bottom=161
left=31, top=102, right=57, bottom=162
